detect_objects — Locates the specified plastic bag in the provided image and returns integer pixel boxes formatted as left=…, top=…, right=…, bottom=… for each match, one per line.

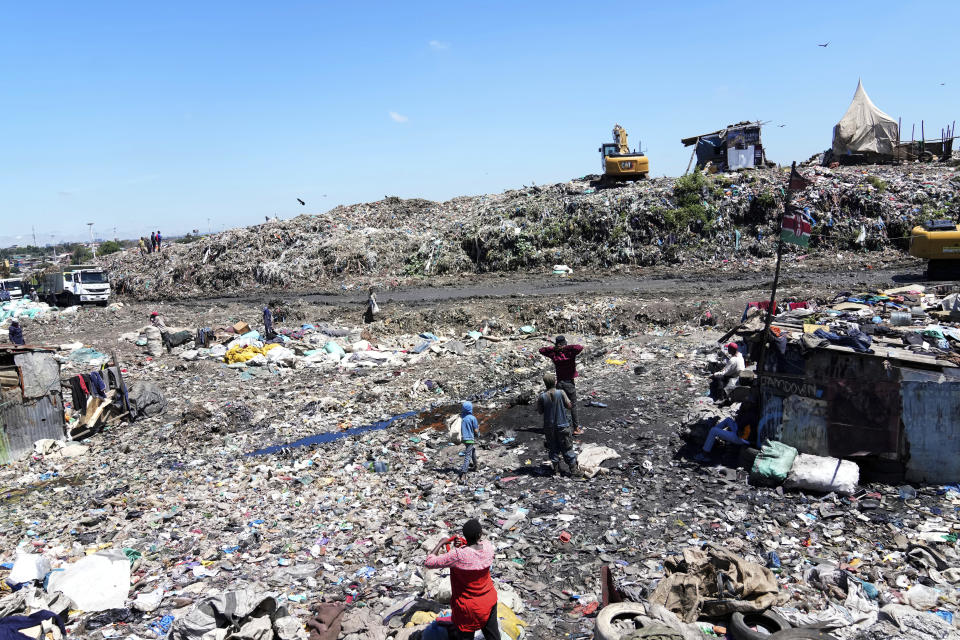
left=784, top=453, right=859, bottom=495
left=46, top=549, right=130, bottom=612
left=750, top=441, right=798, bottom=486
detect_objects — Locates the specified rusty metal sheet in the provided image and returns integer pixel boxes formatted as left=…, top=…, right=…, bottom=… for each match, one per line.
left=780, top=396, right=829, bottom=456
left=826, top=379, right=901, bottom=456
left=901, top=372, right=960, bottom=483
left=0, top=389, right=65, bottom=464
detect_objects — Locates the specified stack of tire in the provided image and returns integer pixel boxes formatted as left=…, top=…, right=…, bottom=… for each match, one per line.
left=594, top=603, right=839, bottom=640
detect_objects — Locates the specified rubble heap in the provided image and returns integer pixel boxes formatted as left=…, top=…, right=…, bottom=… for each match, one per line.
left=104, top=164, right=959, bottom=300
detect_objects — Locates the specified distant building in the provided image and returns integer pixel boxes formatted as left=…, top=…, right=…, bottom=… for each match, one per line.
left=682, top=121, right=768, bottom=172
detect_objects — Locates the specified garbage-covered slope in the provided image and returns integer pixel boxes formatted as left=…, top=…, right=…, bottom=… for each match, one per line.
left=105, top=165, right=960, bottom=300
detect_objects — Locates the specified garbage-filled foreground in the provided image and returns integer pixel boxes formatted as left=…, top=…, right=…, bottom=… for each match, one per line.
left=1, top=273, right=959, bottom=640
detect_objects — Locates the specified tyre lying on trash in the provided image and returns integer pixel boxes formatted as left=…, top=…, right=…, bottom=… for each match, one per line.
left=729, top=611, right=791, bottom=640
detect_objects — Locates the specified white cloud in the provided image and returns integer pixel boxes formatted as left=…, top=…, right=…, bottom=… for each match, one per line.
left=428, top=40, right=449, bottom=50
left=389, top=111, right=409, bottom=123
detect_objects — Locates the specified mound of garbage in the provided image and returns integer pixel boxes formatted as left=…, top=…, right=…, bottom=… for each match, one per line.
left=104, top=164, right=959, bottom=299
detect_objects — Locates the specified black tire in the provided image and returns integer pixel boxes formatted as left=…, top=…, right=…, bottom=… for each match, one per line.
left=730, top=611, right=791, bottom=640
left=768, top=630, right=840, bottom=640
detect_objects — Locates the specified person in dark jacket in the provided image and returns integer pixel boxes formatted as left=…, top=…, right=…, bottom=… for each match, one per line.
left=263, top=306, right=276, bottom=339
left=536, top=373, right=579, bottom=476
left=539, top=335, right=585, bottom=434
left=8, top=320, right=25, bottom=345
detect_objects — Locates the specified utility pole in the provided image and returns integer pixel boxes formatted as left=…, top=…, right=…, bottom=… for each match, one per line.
left=32, top=226, right=37, bottom=247
left=87, top=222, right=95, bottom=259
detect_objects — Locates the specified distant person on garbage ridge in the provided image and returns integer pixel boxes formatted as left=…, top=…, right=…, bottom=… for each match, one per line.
left=695, top=395, right=760, bottom=463
left=8, top=320, right=25, bottom=345
left=156, top=230, right=163, bottom=251
left=150, top=232, right=157, bottom=253
left=539, top=335, right=584, bottom=434
left=457, top=401, right=479, bottom=483
left=138, top=237, right=147, bottom=255
left=28, top=288, right=38, bottom=302
left=710, top=343, right=745, bottom=402
left=424, top=518, right=499, bottom=640
left=536, top=373, right=580, bottom=476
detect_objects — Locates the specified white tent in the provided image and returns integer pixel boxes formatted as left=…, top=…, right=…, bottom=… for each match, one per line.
left=832, top=80, right=899, bottom=156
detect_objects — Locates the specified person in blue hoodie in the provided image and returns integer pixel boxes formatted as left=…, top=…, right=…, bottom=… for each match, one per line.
left=458, top=401, right=480, bottom=483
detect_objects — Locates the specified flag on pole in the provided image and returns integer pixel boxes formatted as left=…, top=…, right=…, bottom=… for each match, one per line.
left=787, top=164, right=812, bottom=191
left=781, top=208, right=812, bottom=247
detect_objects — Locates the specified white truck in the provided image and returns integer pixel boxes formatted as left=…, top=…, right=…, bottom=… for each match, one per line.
left=0, top=278, right=24, bottom=301
left=42, top=265, right=111, bottom=306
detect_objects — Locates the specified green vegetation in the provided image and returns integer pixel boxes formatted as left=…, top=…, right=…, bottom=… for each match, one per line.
left=97, top=240, right=122, bottom=256
left=866, top=175, right=888, bottom=192
left=754, top=191, right=778, bottom=212
left=653, top=172, right=715, bottom=232
left=71, top=246, right=93, bottom=264
left=177, top=234, right=202, bottom=244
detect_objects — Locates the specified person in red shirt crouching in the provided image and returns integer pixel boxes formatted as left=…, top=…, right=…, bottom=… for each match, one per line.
left=425, top=519, right=499, bottom=640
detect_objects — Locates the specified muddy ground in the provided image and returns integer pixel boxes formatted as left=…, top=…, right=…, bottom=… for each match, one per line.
left=3, top=263, right=958, bottom=639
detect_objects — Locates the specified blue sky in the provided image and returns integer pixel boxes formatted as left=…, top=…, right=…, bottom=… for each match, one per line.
left=1, top=1, right=957, bottom=245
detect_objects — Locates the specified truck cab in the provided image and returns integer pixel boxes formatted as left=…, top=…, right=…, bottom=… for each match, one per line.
left=43, top=266, right=111, bottom=306
left=0, top=278, right=24, bottom=301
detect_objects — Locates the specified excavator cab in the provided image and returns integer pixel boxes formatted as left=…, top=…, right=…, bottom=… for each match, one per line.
left=598, top=124, right=649, bottom=182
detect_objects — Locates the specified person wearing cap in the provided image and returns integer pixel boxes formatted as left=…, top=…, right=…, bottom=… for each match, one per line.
left=539, top=335, right=584, bottom=434
left=425, top=519, right=499, bottom=640
left=710, top=342, right=744, bottom=402
left=150, top=311, right=173, bottom=351
left=8, top=320, right=25, bottom=345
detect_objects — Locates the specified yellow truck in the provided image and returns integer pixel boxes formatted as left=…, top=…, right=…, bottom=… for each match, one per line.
left=598, top=124, right=649, bottom=183
left=909, top=220, right=960, bottom=279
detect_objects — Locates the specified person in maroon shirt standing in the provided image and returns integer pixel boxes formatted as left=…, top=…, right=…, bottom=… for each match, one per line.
left=539, top=335, right=584, bottom=435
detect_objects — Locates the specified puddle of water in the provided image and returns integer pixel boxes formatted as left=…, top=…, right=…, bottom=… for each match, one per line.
left=1, top=475, right=83, bottom=504
left=247, top=410, right=421, bottom=456
left=248, top=387, right=513, bottom=456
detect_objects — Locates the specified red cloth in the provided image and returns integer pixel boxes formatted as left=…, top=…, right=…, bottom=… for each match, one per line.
left=425, top=542, right=497, bottom=632
left=76, top=375, right=89, bottom=395
left=538, top=344, right=583, bottom=381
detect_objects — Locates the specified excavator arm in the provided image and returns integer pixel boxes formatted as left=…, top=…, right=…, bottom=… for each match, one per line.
left=613, top=124, right=630, bottom=154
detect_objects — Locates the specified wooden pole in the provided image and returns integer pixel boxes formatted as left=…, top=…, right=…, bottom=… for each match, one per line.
left=685, top=139, right=699, bottom=175
left=756, top=161, right=795, bottom=377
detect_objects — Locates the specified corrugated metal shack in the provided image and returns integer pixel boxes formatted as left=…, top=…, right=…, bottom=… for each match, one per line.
left=0, top=346, right=66, bottom=463
left=682, top=121, right=768, bottom=172
left=756, top=327, right=960, bottom=483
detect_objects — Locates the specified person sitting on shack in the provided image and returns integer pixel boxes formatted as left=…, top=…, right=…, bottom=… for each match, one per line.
left=710, top=342, right=744, bottom=402
left=695, top=396, right=760, bottom=462
left=8, top=320, right=25, bottom=345
left=424, top=519, right=499, bottom=640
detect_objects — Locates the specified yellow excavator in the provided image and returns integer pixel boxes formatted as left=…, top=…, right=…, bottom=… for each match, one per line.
left=910, top=220, right=960, bottom=279
left=598, top=124, right=649, bottom=183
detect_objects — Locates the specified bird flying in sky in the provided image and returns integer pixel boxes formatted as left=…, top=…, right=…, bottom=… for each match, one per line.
left=297, top=198, right=305, bottom=206
left=818, top=42, right=829, bottom=47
